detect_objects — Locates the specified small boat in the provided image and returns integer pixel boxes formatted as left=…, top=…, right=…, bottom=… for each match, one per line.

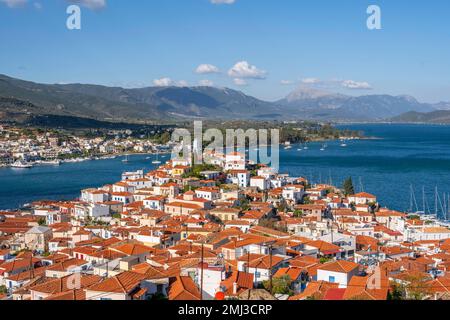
left=284, top=142, right=292, bottom=150
left=43, top=160, right=61, bottom=166
left=152, top=151, right=162, bottom=164
left=320, top=144, right=327, bottom=151
left=11, top=160, right=33, bottom=168
left=122, top=155, right=130, bottom=163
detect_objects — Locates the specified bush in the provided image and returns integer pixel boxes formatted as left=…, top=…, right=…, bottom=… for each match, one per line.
left=262, top=275, right=293, bottom=296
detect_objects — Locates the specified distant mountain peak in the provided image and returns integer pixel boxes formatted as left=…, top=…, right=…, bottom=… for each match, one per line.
left=397, top=94, right=419, bottom=103
left=285, top=86, right=345, bottom=102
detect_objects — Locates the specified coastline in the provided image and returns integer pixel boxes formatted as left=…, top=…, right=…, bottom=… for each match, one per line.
left=0, top=150, right=173, bottom=169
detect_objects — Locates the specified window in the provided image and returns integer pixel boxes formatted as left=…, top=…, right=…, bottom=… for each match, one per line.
left=255, top=272, right=261, bottom=279
left=329, top=276, right=335, bottom=283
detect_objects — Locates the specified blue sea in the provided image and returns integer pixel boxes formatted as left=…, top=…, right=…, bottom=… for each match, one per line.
left=1, top=124, right=450, bottom=215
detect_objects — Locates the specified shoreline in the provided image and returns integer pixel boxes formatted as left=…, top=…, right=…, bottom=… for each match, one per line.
left=0, top=151, right=172, bottom=169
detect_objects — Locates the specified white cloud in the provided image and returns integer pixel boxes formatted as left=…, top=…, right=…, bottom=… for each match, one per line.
left=280, top=80, right=294, bottom=85
left=177, top=80, right=189, bottom=87
left=153, top=77, right=174, bottom=87
left=233, top=78, right=248, bottom=86
left=153, top=78, right=189, bottom=87
left=228, top=61, right=267, bottom=79
left=301, top=78, right=321, bottom=84
left=199, top=79, right=214, bottom=86
left=0, top=0, right=27, bottom=8
left=298, top=77, right=373, bottom=90
left=195, top=64, right=220, bottom=74
left=341, top=80, right=372, bottom=90
left=210, top=0, right=235, bottom=4
left=67, top=0, right=106, bottom=10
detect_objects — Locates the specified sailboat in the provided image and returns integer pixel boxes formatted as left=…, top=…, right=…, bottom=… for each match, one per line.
left=122, top=155, right=130, bottom=163
left=340, top=139, right=348, bottom=147
left=152, top=150, right=161, bottom=164
left=303, top=143, right=309, bottom=150
left=320, top=144, right=327, bottom=151
left=284, top=141, right=292, bottom=150
left=408, top=185, right=422, bottom=215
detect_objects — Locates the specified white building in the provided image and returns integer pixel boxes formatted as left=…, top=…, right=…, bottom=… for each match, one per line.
left=317, top=260, right=359, bottom=288
left=250, top=176, right=270, bottom=191
left=227, top=170, right=250, bottom=188
left=405, top=226, right=450, bottom=242
left=225, top=152, right=246, bottom=171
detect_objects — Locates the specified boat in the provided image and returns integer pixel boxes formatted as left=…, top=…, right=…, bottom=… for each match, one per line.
left=284, top=145, right=292, bottom=150
left=11, top=160, right=33, bottom=168
left=41, top=160, right=61, bottom=166
left=122, top=155, right=130, bottom=163
left=152, top=151, right=162, bottom=164
left=320, top=144, right=327, bottom=151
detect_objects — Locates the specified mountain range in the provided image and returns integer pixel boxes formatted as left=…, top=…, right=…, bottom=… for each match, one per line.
left=391, top=110, right=450, bottom=124
left=0, top=74, right=447, bottom=124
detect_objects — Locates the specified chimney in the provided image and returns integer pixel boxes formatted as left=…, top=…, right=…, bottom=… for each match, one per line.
left=233, top=282, right=238, bottom=295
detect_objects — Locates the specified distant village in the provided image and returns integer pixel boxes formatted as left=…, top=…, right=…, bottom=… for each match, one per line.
left=1, top=147, right=450, bottom=301
left=0, top=125, right=172, bottom=168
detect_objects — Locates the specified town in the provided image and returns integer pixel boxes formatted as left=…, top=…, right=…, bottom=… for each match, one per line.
left=0, top=124, right=173, bottom=168
left=1, top=148, right=450, bottom=301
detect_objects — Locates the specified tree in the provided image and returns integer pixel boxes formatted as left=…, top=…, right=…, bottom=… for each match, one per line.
left=343, top=177, right=355, bottom=196
left=319, top=257, right=332, bottom=264
left=263, top=275, right=293, bottom=296
left=388, top=282, right=404, bottom=300
left=38, top=217, right=46, bottom=226
left=0, top=285, right=7, bottom=294
left=404, top=274, right=432, bottom=300
left=293, top=210, right=303, bottom=218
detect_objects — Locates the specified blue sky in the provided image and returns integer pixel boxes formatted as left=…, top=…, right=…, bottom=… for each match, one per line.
left=0, top=0, right=449, bottom=102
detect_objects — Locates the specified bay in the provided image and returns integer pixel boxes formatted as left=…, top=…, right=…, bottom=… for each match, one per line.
left=1, top=124, right=450, bottom=216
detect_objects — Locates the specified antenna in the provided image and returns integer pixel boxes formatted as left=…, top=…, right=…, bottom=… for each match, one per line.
left=268, top=244, right=273, bottom=296
left=359, top=177, right=364, bottom=193
left=435, top=186, right=438, bottom=217
left=422, top=186, right=426, bottom=215
left=200, top=243, right=204, bottom=301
